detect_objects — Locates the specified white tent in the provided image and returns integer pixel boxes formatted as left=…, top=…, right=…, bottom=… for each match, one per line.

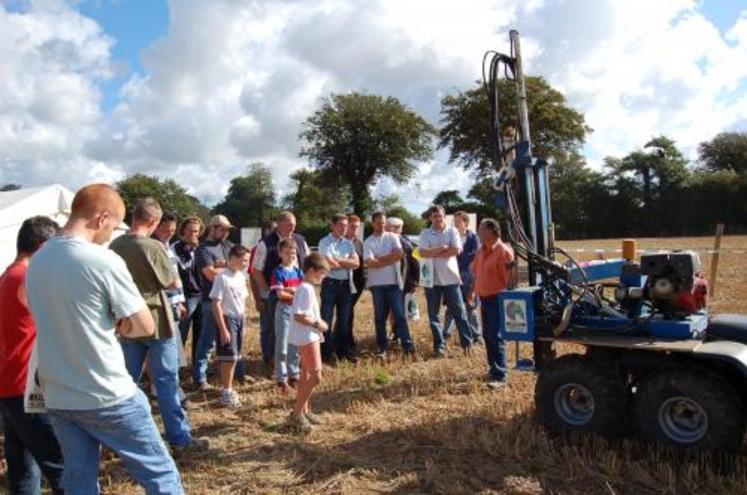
left=0, top=184, right=127, bottom=269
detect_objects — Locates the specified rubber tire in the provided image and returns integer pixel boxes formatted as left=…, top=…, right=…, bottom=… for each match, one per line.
left=535, top=354, right=628, bottom=437
left=633, top=367, right=746, bottom=452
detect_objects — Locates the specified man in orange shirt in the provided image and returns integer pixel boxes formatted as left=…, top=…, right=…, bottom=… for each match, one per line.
left=471, top=218, right=515, bottom=389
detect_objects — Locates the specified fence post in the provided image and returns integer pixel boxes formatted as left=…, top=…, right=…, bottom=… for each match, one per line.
left=709, top=223, right=724, bottom=297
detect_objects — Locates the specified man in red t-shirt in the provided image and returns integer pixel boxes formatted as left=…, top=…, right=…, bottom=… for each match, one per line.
left=471, top=218, right=515, bottom=390
left=0, top=216, right=64, bottom=494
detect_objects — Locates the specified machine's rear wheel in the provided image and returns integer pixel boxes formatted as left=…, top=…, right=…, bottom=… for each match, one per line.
left=633, top=367, right=746, bottom=451
left=535, top=354, right=628, bottom=437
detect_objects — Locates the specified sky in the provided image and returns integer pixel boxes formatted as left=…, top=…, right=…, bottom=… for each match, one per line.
left=2, top=0, right=747, bottom=214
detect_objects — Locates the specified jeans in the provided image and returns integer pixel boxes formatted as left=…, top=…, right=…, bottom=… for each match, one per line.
left=121, top=337, right=192, bottom=446
left=274, top=302, right=300, bottom=382
left=0, top=396, right=64, bottom=494
left=48, top=390, right=183, bottom=495
left=480, top=295, right=508, bottom=381
left=320, top=278, right=354, bottom=358
left=178, top=295, right=202, bottom=365
left=370, top=285, right=414, bottom=353
left=259, top=297, right=277, bottom=365
left=444, top=270, right=481, bottom=341
left=425, top=284, right=474, bottom=352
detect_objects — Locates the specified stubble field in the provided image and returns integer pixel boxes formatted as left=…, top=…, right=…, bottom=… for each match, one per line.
left=2, top=236, right=747, bottom=494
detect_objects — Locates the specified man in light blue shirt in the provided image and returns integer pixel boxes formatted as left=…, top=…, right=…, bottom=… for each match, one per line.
left=318, top=213, right=359, bottom=362
left=26, top=184, right=183, bottom=495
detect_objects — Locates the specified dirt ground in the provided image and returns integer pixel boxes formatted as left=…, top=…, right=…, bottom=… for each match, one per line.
left=2, top=236, right=746, bottom=494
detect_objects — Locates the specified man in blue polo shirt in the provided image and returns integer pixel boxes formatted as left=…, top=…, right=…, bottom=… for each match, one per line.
left=318, top=213, right=359, bottom=362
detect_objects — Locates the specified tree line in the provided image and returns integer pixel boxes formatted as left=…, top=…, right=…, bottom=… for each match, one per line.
left=7, top=78, right=744, bottom=242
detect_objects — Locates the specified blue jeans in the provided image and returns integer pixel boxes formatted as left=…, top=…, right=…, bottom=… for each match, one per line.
left=320, top=278, right=354, bottom=358
left=370, top=285, right=414, bottom=353
left=259, top=297, right=276, bottom=365
left=274, top=302, right=300, bottom=382
left=121, top=337, right=192, bottom=446
left=178, top=295, right=202, bottom=365
left=480, top=295, right=508, bottom=381
left=0, top=396, right=64, bottom=494
left=444, top=270, right=481, bottom=341
left=425, top=284, right=474, bottom=352
left=48, top=390, right=183, bottom=495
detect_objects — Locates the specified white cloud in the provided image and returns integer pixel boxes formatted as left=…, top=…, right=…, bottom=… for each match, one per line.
left=2, top=0, right=747, bottom=215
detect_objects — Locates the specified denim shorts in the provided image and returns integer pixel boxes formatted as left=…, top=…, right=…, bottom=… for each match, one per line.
left=216, top=315, right=243, bottom=362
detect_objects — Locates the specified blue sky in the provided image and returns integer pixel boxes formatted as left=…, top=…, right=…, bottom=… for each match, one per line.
left=2, top=0, right=747, bottom=211
left=79, top=0, right=170, bottom=112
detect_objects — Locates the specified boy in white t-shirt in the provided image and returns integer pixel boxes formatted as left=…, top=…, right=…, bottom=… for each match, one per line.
left=287, top=252, right=330, bottom=433
left=210, top=245, right=251, bottom=408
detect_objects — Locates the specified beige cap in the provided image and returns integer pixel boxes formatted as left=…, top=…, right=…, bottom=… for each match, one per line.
left=208, top=214, right=235, bottom=229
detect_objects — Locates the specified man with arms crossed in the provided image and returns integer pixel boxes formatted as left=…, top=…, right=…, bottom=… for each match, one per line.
left=193, top=215, right=235, bottom=389
left=26, top=184, right=183, bottom=494
left=318, top=213, right=359, bottom=362
left=363, top=211, right=416, bottom=359
left=419, top=205, right=475, bottom=357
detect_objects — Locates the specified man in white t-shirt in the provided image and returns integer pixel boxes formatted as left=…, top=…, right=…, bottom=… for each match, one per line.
left=26, top=184, right=183, bottom=494
left=418, top=205, right=475, bottom=357
left=363, top=211, right=416, bottom=358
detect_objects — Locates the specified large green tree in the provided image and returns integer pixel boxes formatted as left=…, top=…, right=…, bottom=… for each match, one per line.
left=697, top=131, right=747, bottom=175
left=299, top=92, right=436, bottom=215
left=213, top=163, right=277, bottom=230
left=439, top=76, right=591, bottom=176
left=116, top=174, right=208, bottom=224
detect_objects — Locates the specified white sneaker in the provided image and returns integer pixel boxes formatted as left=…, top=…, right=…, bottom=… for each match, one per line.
left=220, top=389, right=241, bottom=409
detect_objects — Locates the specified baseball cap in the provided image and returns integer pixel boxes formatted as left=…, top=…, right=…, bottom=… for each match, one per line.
left=208, top=214, right=235, bottom=229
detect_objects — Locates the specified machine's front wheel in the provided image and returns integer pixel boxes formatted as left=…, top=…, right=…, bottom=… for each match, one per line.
left=632, top=367, right=745, bottom=452
left=535, top=354, right=628, bottom=437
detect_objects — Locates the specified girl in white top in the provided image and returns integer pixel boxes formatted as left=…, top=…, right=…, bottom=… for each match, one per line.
left=288, top=252, right=330, bottom=433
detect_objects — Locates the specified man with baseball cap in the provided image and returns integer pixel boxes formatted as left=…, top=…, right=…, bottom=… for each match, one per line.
left=192, top=214, right=237, bottom=389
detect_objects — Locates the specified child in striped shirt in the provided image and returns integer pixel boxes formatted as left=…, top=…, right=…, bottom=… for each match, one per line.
left=270, top=239, right=303, bottom=392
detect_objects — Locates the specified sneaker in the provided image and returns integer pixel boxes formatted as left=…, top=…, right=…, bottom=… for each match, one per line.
left=463, top=345, right=475, bottom=356
left=220, top=389, right=242, bottom=408
left=305, top=411, right=324, bottom=425
left=288, top=377, right=299, bottom=389
left=486, top=380, right=507, bottom=390
left=277, top=382, right=291, bottom=394
left=375, top=350, right=387, bottom=361
left=287, top=413, right=313, bottom=434
left=433, top=348, right=446, bottom=359
left=172, top=436, right=210, bottom=457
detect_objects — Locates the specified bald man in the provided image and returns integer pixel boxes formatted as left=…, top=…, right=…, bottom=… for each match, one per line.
left=26, top=184, right=184, bottom=494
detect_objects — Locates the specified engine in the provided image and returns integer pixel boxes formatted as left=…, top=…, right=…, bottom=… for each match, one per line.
left=639, top=251, right=708, bottom=314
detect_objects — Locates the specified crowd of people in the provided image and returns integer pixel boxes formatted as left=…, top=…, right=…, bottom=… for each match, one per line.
left=0, top=184, right=515, bottom=494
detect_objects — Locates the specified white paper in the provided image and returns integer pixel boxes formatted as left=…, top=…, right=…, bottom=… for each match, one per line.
left=419, top=257, right=434, bottom=288
left=23, top=343, right=46, bottom=413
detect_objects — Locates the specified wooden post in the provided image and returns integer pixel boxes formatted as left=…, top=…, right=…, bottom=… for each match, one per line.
left=709, top=223, right=724, bottom=297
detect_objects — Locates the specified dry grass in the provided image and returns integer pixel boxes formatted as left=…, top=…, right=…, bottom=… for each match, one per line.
left=3, top=236, right=747, bottom=494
